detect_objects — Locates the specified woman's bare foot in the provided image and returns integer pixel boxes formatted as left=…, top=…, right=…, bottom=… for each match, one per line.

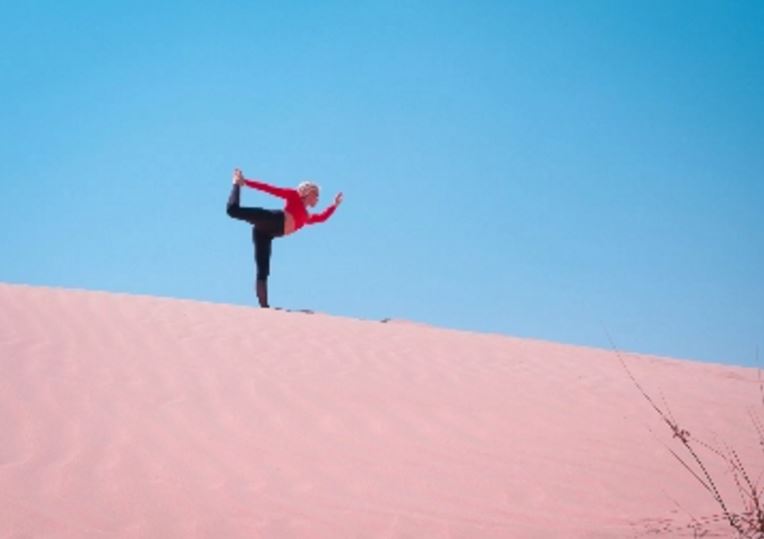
left=232, top=168, right=244, bottom=186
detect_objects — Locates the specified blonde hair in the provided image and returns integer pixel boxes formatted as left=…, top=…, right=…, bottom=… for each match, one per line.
left=297, top=181, right=319, bottom=198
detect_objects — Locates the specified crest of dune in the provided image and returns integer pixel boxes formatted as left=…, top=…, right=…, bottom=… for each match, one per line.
left=1, top=283, right=761, bottom=538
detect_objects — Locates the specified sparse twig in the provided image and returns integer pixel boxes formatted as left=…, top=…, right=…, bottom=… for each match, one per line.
left=606, top=330, right=764, bottom=537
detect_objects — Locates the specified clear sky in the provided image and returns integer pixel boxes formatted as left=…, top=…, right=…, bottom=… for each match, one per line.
left=1, top=1, right=762, bottom=367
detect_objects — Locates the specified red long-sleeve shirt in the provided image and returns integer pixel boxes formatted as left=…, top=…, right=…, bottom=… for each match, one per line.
left=242, top=179, right=336, bottom=231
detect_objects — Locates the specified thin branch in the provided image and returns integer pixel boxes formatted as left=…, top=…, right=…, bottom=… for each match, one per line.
left=605, top=329, right=745, bottom=534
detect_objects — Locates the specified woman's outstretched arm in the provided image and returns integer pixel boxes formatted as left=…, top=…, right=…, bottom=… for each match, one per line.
left=307, top=193, right=343, bottom=224
left=238, top=170, right=294, bottom=199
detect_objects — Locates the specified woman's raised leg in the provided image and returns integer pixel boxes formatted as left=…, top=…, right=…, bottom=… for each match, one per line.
left=226, top=184, right=285, bottom=235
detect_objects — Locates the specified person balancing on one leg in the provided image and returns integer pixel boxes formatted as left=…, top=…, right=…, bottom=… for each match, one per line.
left=226, top=168, right=343, bottom=308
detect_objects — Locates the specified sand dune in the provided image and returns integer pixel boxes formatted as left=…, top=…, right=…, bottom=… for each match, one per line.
left=1, top=283, right=761, bottom=538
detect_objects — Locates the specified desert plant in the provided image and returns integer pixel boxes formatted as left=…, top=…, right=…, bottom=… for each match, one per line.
left=608, top=337, right=764, bottom=538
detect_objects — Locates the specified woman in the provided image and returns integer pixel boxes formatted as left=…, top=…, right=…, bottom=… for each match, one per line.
left=226, top=168, right=343, bottom=308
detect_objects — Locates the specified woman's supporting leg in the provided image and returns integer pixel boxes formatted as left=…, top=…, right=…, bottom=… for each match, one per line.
left=256, top=279, right=268, bottom=309
left=253, top=229, right=274, bottom=308
left=227, top=183, right=284, bottom=307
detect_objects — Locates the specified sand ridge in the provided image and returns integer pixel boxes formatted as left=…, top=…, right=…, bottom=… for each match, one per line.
left=1, top=283, right=761, bottom=537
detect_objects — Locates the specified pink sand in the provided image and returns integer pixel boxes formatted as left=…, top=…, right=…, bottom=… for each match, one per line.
left=1, top=283, right=761, bottom=537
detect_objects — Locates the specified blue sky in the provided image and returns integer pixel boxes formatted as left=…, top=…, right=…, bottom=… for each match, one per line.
left=1, top=1, right=762, bottom=367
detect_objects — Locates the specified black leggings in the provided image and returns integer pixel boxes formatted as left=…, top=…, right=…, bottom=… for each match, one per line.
left=226, top=185, right=285, bottom=281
